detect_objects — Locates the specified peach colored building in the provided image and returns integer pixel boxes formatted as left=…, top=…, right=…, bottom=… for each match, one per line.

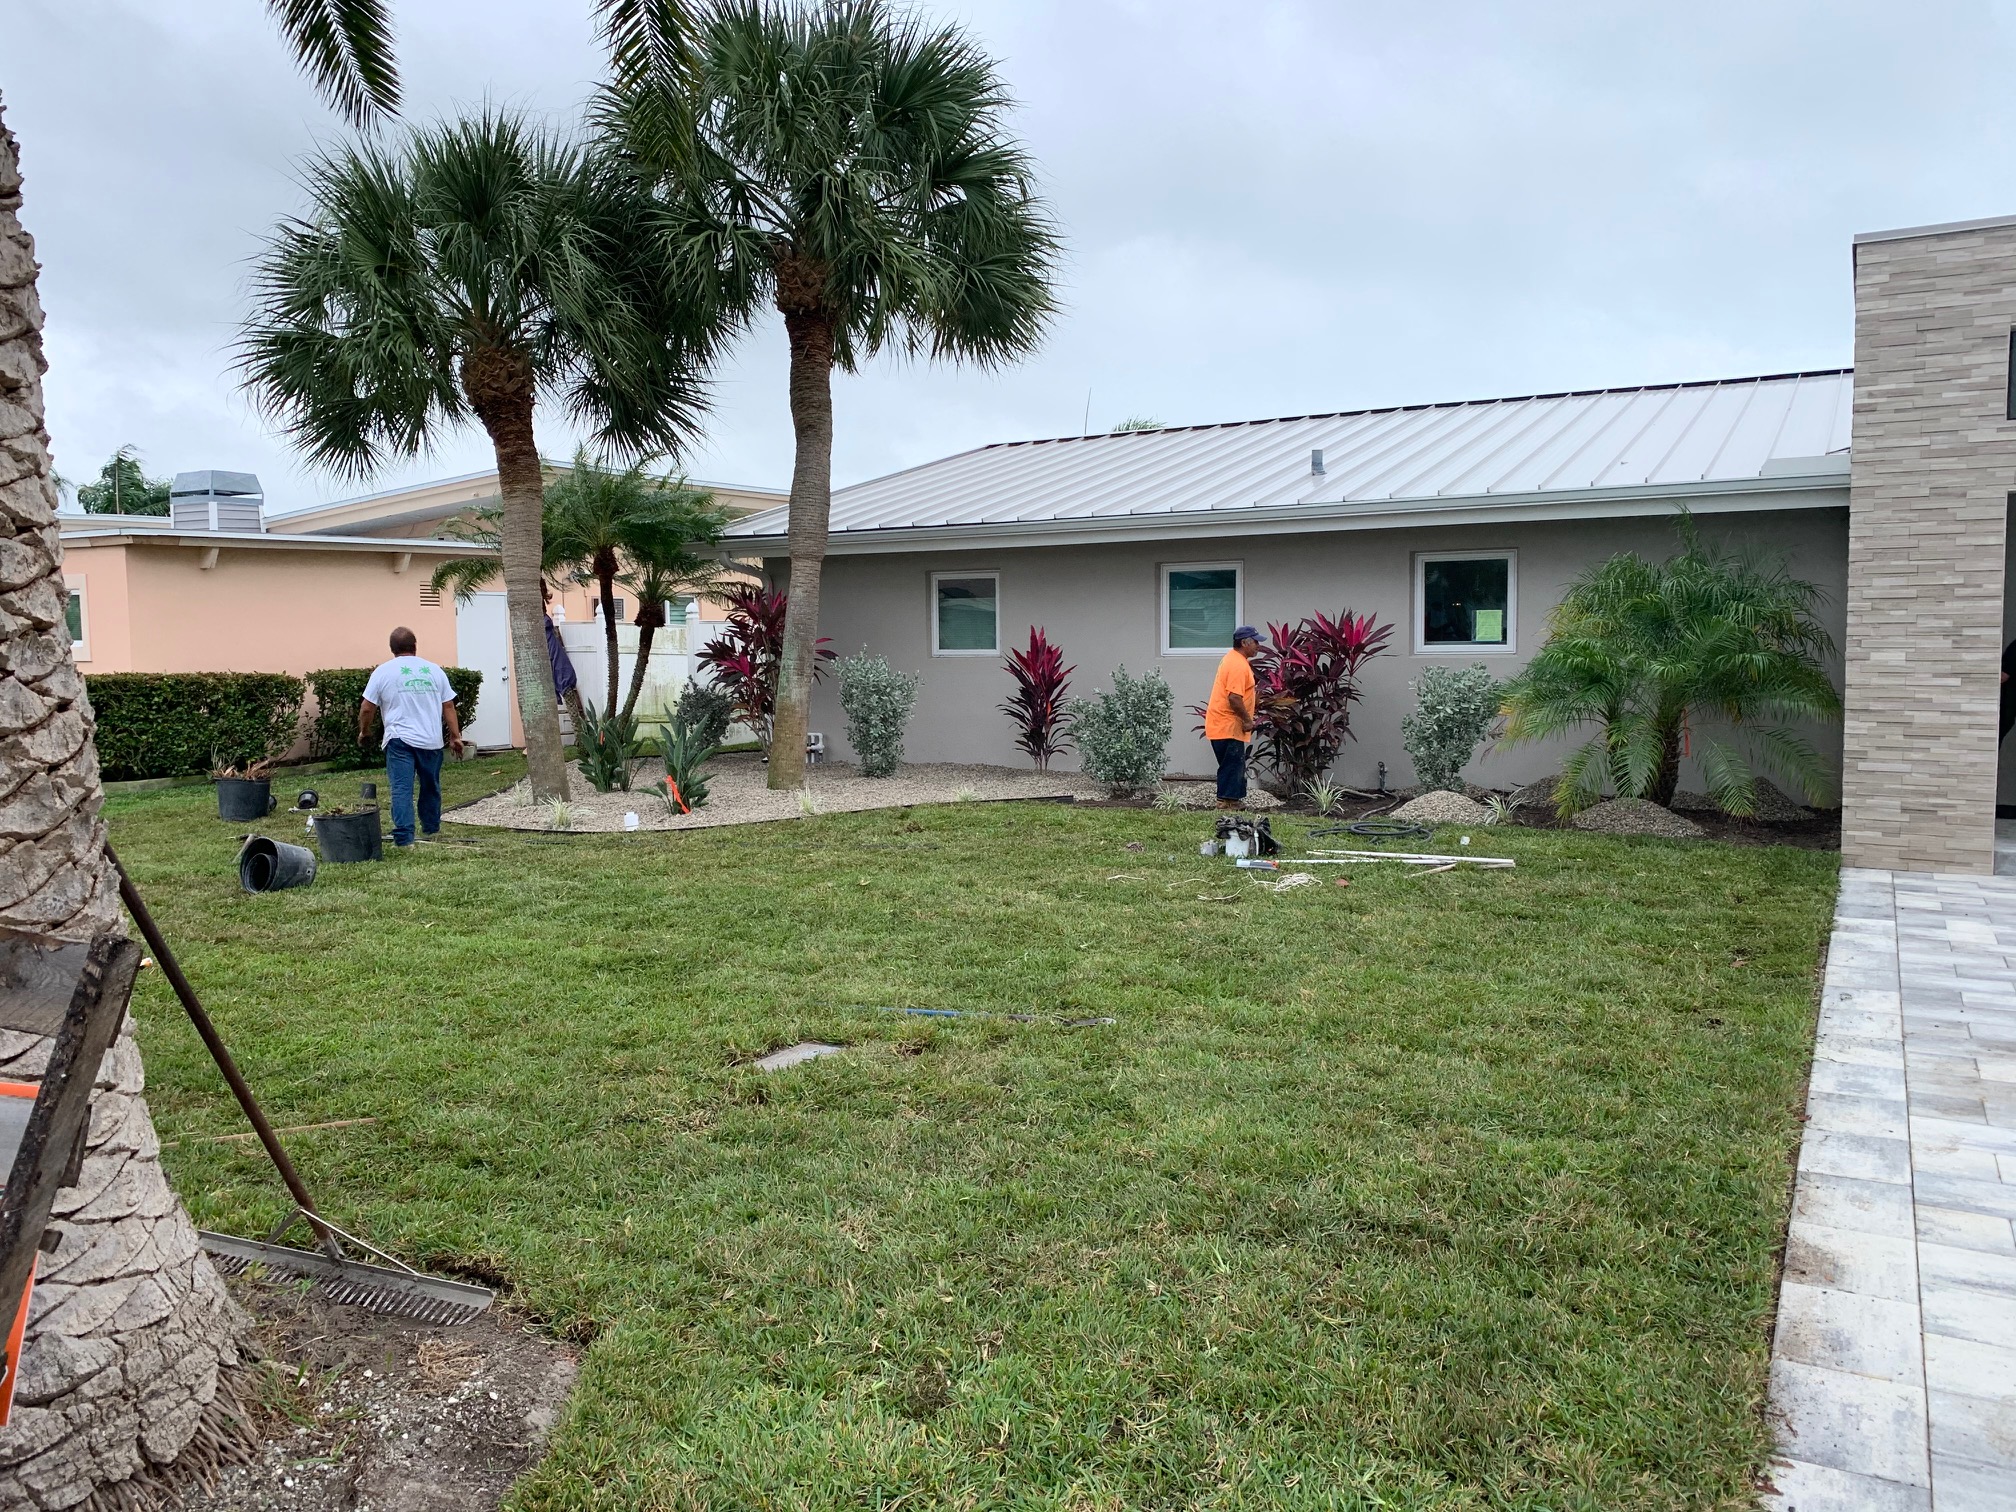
left=60, top=463, right=782, bottom=749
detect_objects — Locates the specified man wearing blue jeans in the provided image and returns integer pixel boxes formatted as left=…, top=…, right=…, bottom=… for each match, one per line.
left=359, top=628, right=464, bottom=847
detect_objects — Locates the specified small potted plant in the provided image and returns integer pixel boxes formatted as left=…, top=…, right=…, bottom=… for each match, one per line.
left=212, top=757, right=278, bottom=821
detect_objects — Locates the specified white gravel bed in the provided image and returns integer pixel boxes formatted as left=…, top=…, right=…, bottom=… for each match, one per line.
left=1569, top=798, right=1704, bottom=838
left=448, top=755, right=1108, bottom=832
left=1390, top=789, right=1493, bottom=825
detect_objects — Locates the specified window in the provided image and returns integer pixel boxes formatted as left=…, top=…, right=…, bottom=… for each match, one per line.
left=1415, top=551, right=1515, bottom=654
left=1162, top=562, right=1241, bottom=653
left=64, top=585, right=87, bottom=661
left=932, top=572, right=998, bottom=654
left=2007, top=328, right=2016, bottom=420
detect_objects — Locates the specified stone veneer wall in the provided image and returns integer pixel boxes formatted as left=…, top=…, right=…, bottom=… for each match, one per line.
left=1842, top=218, right=2016, bottom=874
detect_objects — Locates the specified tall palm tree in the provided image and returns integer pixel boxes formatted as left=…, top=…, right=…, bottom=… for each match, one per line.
left=1501, top=523, right=1843, bottom=816
left=0, top=7, right=394, bottom=1504
left=601, top=0, right=1060, bottom=789
left=238, top=111, right=723, bottom=800
left=429, top=452, right=728, bottom=717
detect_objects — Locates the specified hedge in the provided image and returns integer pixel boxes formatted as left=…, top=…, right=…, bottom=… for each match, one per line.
left=307, top=666, right=484, bottom=768
left=86, top=672, right=306, bottom=781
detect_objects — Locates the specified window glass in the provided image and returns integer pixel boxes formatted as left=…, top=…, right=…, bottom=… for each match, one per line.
left=935, top=575, right=997, bottom=652
left=1167, top=567, right=1238, bottom=650
left=1422, top=558, right=1509, bottom=646
left=65, top=591, right=83, bottom=645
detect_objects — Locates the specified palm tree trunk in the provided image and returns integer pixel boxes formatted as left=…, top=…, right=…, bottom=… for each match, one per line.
left=621, top=614, right=659, bottom=721
left=1650, top=719, right=1684, bottom=808
left=463, top=348, right=568, bottom=800
left=768, top=303, right=835, bottom=790
left=0, top=100, right=249, bottom=1508
left=595, top=552, right=621, bottom=714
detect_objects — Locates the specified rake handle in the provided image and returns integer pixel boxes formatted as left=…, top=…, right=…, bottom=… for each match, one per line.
left=106, top=846, right=342, bottom=1261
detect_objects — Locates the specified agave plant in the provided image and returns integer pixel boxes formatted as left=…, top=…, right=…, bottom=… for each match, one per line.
left=694, top=584, right=833, bottom=756
left=1000, top=627, right=1076, bottom=771
left=1250, top=610, right=1394, bottom=796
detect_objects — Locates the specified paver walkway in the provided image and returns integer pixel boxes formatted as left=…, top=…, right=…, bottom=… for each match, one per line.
left=1764, top=866, right=2016, bottom=1511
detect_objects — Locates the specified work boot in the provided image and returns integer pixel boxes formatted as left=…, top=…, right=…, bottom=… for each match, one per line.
left=1216, top=799, right=1242, bottom=810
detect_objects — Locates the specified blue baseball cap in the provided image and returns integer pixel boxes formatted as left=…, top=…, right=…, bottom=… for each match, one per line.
left=1232, top=626, right=1265, bottom=645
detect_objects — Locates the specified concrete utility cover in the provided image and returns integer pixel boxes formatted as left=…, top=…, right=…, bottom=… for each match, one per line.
left=753, top=1042, right=847, bottom=1072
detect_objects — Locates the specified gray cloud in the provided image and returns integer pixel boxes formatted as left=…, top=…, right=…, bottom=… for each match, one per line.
left=8, top=0, right=2016, bottom=513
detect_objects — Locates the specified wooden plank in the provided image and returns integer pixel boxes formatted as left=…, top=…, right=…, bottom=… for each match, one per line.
left=0, top=931, right=95, bottom=1037
left=0, top=934, right=143, bottom=1410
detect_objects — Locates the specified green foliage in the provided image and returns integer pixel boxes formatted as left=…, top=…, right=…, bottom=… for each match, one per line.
left=265, top=0, right=401, bottom=127
left=1501, top=521, right=1842, bottom=817
left=76, top=445, right=171, bottom=515
left=837, top=653, right=919, bottom=778
left=1402, top=664, right=1503, bottom=793
left=658, top=717, right=719, bottom=814
left=86, top=672, right=305, bottom=781
left=574, top=706, right=642, bottom=792
left=672, top=679, right=734, bottom=754
left=306, top=666, right=482, bottom=768
left=1068, top=666, right=1173, bottom=796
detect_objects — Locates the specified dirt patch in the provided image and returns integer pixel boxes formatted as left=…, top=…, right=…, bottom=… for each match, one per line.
left=449, top=754, right=1104, bottom=833
left=172, top=1273, right=577, bottom=1512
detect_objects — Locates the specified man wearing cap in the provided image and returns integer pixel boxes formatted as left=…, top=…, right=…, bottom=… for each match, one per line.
left=1204, top=626, right=1266, bottom=810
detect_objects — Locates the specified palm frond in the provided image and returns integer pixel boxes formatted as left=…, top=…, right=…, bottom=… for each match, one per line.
left=266, top=0, right=400, bottom=127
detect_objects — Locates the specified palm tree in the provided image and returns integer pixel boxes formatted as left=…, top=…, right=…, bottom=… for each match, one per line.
left=238, top=111, right=722, bottom=801
left=1501, top=523, right=1843, bottom=817
left=429, top=452, right=727, bottom=718
left=0, top=8, right=394, bottom=1504
left=601, top=0, right=1060, bottom=788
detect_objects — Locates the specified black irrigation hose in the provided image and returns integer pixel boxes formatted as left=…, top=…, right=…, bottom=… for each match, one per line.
left=1332, top=820, right=1433, bottom=841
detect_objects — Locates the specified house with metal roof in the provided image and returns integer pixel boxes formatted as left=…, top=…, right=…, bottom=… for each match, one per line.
left=725, top=368, right=1855, bottom=797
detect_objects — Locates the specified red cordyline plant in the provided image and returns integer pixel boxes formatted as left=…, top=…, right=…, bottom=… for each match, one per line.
left=1000, top=627, right=1075, bottom=770
left=1193, top=610, right=1392, bottom=794
left=695, top=583, right=833, bottom=755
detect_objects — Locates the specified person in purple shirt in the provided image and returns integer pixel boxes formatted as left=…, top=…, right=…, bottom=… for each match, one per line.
left=542, top=581, right=583, bottom=720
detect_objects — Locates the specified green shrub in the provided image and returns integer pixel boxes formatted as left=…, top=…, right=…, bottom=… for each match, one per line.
left=307, top=666, right=483, bottom=768
left=672, top=679, right=735, bottom=754
left=1068, top=666, right=1172, bottom=796
left=659, top=719, right=720, bottom=813
left=86, top=672, right=305, bottom=781
left=575, top=706, right=641, bottom=792
left=1401, top=664, right=1502, bottom=793
left=837, top=652, right=919, bottom=778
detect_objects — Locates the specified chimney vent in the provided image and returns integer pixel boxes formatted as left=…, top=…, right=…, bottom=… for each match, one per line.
left=170, top=471, right=265, bottom=533
left=1310, top=448, right=1325, bottom=476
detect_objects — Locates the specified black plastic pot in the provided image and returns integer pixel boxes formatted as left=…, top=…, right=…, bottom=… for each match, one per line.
left=238, top=835, right=317, bottom=893
left=216, top=777, right=276, bottom=821
left=313, top=809, right=383, bottom=863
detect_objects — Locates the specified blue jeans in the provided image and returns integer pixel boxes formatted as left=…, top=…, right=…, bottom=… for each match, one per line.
left=1211, top=737, right=1249, bottom=802
left=384, top=739, right=444, bottom=846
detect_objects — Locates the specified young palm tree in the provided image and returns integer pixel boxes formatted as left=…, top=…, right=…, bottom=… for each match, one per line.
left=239, top=112, right=722, bottom=800
left=601, top=0, right=1060, bottom=788
left=1501, top=524, right=1843, bottom=816
left=0, top=8, right=393, bottom=1503
left=428, top=453, right=728, bottom=718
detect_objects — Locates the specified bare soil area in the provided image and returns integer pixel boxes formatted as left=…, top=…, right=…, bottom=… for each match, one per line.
left=172, top=1274, right=576, bottom=1512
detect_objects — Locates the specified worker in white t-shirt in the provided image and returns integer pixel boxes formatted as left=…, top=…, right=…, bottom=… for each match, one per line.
left=359, top=627, right=465, bottom=847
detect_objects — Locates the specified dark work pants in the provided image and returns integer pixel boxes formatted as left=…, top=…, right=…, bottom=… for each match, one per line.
left=1211, top=737, right=1249, bottom=802
left=384, top=738, right=444, bottom=845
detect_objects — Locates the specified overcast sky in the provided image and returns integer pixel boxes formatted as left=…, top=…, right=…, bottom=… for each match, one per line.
left=9, top=1, right=2016, bottom=515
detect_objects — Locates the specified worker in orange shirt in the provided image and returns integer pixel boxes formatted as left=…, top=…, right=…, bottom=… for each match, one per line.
left=1204, top=625, right=1266, bottom=810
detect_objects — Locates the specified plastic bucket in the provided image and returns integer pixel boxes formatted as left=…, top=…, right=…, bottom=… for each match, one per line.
left=216, top=778, right=276, bottom=821
left=314, top=810, right=383, bottom=863
left=238, top=836, right=317, bottom=893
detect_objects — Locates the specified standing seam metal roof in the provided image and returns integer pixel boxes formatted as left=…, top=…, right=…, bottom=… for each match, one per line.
left=725, top=369, right=1853, bottom=540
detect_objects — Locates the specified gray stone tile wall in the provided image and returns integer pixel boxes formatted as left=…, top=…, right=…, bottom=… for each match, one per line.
left=1844, top=226, right=2016, bottom=874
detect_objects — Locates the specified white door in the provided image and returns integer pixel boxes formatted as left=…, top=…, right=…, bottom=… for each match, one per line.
left=456, top=593, right=514, bottom=749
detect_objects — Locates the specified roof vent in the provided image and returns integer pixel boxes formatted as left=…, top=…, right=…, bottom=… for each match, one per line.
left=1310, top=448, right=1325, bottom=476
left=170, top=471, right=265, bottom=533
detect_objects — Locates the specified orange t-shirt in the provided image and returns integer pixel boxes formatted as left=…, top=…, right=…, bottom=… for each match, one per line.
left=1204, top=649, right=1257, bottom=742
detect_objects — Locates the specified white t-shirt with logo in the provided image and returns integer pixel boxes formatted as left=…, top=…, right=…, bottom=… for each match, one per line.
left=363, top=657, right=454, bottom=751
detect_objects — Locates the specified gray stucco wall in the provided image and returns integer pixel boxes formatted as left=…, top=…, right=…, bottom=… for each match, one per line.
left=784, top=505, right=1848, bottom=794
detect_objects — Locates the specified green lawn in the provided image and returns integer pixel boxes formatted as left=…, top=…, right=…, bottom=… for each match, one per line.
left=109, top=760, right=1835, bottom=1511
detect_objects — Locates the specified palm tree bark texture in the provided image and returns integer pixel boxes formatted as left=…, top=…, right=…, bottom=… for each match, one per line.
left=768, top=256, right=836, bottom=791
left=0, top=102, right=249, bottom=1510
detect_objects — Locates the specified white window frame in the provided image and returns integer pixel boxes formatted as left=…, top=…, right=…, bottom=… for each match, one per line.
left=65, top=580, right=88, bottom=663
left=1160, top=560, right=1244, bottom=656
left=1413, top=549, right=1517, bottom=655
left=930, top=570, right=1001, bottom=657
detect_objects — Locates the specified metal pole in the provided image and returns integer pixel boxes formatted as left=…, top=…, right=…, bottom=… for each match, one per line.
left=104, top=846, right=342, bottom=1260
